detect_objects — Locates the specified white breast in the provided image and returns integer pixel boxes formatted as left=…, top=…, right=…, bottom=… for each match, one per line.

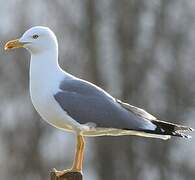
left=29, top=55, right=84, bottom=132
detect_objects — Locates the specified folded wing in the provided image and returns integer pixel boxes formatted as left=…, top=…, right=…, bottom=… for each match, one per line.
left=54, top=78, right=193, bottom=139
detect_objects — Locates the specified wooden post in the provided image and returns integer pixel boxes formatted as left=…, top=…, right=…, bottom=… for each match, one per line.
left=50, top=169, right=83, bottom=180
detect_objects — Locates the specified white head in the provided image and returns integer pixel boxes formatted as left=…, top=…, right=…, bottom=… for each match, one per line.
left=5, top=26, right=58, bottom=54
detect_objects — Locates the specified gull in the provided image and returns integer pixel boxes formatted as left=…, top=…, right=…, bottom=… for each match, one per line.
left=4, top=26, right=193, bottom=176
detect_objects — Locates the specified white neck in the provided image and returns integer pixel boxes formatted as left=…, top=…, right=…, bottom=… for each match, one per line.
left=30, top=49, right=63, bottom=93
left=29, top=46, right=75, bottom=96
left=31, top=49, right=59, bottom=74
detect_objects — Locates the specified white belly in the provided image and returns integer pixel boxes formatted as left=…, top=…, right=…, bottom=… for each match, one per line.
left=30, top=81, right=86, bottom=133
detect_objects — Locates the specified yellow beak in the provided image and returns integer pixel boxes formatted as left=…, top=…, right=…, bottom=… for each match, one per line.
left=4, top=39, right=25, bottom=50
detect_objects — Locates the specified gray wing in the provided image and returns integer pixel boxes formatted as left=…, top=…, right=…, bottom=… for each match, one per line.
left=54, top=78, right=155, bottom=130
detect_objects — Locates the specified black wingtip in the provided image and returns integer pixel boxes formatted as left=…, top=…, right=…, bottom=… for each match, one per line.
left=175, top=126, right=194, bottom=133
left=180, top=133, right=192, bottom=139
left=150, top=120, right=193, bottom=139
left=172, top=132, right=192, bottom=139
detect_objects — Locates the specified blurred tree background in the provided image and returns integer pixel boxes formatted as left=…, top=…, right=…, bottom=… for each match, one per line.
left=0, top=0, right=195, bottom=180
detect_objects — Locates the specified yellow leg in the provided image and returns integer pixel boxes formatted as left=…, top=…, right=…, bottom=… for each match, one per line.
left=72, top=135, right=85, bottom=172
left=52, top=135, right=85, bottom=177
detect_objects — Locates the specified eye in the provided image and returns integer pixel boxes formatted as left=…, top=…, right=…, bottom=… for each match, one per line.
left=32, top=34, right=39, bottom=39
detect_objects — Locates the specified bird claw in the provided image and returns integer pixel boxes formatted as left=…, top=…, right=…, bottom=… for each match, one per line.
left=52, top=168, right=81, bottom=177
